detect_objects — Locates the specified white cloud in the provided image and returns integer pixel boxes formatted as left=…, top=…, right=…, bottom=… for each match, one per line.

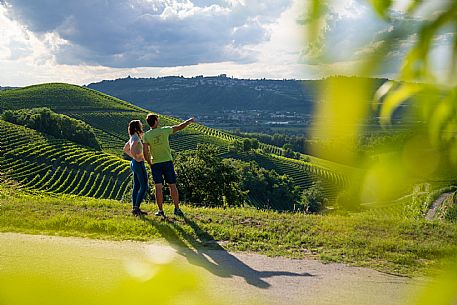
left=1, top=0, right=456, bottom=87
left=2, top=0, right=291, bottom=68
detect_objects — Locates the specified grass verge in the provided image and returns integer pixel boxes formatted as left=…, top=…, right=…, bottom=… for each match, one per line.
left=1, top=183, right=456, bottom=276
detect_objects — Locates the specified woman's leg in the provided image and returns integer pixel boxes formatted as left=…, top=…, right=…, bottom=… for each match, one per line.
left=135, top=162, right=149, bottom=208
left=131, top=161, right=140, bottom=209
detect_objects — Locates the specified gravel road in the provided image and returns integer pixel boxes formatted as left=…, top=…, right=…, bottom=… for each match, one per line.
left=0, top=233, right=426, bottom=305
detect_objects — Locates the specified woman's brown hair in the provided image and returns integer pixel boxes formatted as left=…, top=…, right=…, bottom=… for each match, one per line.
left=128, top=120, right=143, bottom=136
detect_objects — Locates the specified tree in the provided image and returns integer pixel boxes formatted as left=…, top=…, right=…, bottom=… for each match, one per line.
left=174, top=145, right=246, bottom=207
left=301, top=181, right=327, bottom=213
left=228, top=139, right=244, bottom=153
left=2, top=107, right=100, bottom=150
left=228, top=159, right=300, bottom=211
left=242, top=138, right=252, bottom=151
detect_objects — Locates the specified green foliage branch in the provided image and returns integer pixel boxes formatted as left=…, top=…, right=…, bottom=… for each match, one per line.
left=2, top=107, right=100, bottom=150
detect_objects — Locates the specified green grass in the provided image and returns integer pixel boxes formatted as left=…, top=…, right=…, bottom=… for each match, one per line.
left=1, top=184, right=456, bottom=276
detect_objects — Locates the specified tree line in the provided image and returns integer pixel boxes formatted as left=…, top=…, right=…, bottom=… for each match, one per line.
left=2, top=107, right=101, bottom=150
left=172, top=145, right=327, bottom=212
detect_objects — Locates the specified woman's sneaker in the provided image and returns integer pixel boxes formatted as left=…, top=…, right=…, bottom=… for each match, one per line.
left=173, top=208, right=184, bottom=217
left=132, top=208, right=148, bottom=216
left=154, top=210, right=165, bottom=217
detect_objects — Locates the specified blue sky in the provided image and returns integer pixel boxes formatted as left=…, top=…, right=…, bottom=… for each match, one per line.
left=0, top=0, right=453, bottom=86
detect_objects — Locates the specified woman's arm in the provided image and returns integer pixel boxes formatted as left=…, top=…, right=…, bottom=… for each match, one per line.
left=123, top=141, right=133, bottom=158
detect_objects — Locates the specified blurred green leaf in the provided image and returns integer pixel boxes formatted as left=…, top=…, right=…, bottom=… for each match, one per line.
left=312, top=77, right=371, bottom=164
left=379, top=83, right=423, bottom=126
left=368, top=0, right=393, bottom=19
left=373, top=80, right=395, bottom=111
left=307, top=0, right=326, bottom=45
left=451, top=33, right=457, bottom=81
left=401, top=3, right=457, bottom=82
left=406, top=0, right=423, bottom=14
left=428, top=95, right=455, bottom=146
left=412, top=262, right=457, bottom=305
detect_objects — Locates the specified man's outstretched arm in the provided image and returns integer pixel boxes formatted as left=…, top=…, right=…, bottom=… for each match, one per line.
left=172, top=117, right=195, bottom=133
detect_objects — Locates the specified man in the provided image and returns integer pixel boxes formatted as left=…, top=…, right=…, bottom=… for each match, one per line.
left=142, top=113, right=195, bottom=217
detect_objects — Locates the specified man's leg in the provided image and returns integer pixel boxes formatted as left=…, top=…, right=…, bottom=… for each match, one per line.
left=163, top=161, right=180, bottom=210
left=169, top=184, right=180, bottom=209
left=155, top=183, right=164, bottom=211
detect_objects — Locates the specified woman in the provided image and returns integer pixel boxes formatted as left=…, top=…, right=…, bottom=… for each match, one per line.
left=124, top=120, right=149, bottom=216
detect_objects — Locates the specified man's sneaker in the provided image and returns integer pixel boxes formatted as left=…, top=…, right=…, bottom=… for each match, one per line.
left=154, top=210, right=165, bottom=217
left=173, top=208, right=184, bottom=217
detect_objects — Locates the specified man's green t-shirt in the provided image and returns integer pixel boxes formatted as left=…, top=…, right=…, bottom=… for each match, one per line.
left=143, top=126, right=174, bottom=164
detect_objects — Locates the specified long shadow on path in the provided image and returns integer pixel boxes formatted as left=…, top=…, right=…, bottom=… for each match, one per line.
left=142, top=214, right=313, bottom=289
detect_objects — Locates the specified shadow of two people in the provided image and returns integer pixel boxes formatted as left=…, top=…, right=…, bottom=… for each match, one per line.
left=142, top=214, right=313, bottom=289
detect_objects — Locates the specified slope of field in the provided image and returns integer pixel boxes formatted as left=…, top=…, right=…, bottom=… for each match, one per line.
left=0, top=83, right=351, bottom=204
left=0, top=120, right=131, bottom=200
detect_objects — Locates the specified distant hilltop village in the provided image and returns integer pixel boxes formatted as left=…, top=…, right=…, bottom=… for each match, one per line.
left=109, top=74, right=307, bottom=90
left=87, top=75, right=387, bottom=134
left=87, top=74, right=322, bottom=114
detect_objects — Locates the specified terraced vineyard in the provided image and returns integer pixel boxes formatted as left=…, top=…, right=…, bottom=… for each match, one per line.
left=0, top=83, right=353, bottom=206
left=71, top=111, right=232, bottom=154
left=0, top=120, right=131, bottom=200
left=223, top=151, right=347, bottom=199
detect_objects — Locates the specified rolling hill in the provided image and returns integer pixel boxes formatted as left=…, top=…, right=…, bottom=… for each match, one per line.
left=0, top=83, right=351, bottom=206
left=86, top=75, right=319, bottom=114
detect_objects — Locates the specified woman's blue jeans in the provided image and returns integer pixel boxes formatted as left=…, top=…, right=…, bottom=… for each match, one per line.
left=130, top=160, right=149, bottom=209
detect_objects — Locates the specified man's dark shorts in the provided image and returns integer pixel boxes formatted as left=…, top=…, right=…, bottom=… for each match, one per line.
left=150, top=161, right=177, bottom=185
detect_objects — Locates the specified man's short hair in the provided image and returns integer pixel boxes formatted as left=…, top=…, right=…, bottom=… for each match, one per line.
left=146, top=113, right=158, bottom=127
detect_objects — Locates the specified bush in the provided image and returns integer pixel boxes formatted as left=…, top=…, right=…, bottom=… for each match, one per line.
left=228, top=159, right=300, bottom=211
left=228, top=138, right=259, bottom=153
left=2, top=107, right=100, bottom=149
left=301, top=181, right=327, bottom=213
left=174, top=145, right=245, bottom=207
left=445, top=204, right=457, bottom=222
left=175, top=144, right=300, bottom=210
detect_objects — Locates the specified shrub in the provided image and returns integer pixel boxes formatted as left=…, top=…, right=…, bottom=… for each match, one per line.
left=445, top=204, right=457, bottom=222
left=301, top=181, right=327, bottom=213
left=2, top=107, right=100, bottom=149
left=228, top=159, right=300, bottom=211
left=174, top=145, right=245, bottom=207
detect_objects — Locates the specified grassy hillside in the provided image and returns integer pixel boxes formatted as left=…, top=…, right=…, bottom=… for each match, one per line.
left=0, top=83, right=350, bottom=205
left=1, top=183, right=456, bottom=276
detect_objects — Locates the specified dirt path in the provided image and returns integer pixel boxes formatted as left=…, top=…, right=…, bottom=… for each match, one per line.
left=426, top=192, right=453, bottom=220
left=0, top=233, right=426, bottom=305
